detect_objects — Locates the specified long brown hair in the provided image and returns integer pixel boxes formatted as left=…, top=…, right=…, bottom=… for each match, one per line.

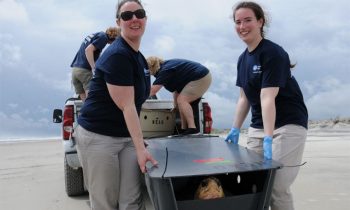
left=233, top=1, right=296, bottom=68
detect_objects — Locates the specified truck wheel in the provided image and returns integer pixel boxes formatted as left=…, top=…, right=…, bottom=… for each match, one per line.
left=64, top=156, right=86, bottom=196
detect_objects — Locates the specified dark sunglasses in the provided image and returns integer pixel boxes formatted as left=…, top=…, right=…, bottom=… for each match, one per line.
left=119, top=9, right=146, bottom=21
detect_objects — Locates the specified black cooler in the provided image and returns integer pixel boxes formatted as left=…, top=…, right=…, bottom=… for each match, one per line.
left=145, top=136, right=282, bottom=210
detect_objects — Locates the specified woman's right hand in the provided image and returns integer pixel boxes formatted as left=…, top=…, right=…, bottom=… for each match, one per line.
left=136, top=148, right=158, bottom=173
left=225, top=127, right=240, bottom=144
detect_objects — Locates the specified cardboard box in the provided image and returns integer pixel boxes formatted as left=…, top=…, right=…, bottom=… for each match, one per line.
left=142, top=99, right=174, bottom=110
left=141, top=100, right=176, bottom=138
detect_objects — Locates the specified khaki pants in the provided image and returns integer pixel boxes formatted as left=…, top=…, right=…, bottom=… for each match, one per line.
left=74, top=125, right=145, bottom=210
left=72, top=67, right=92, bottom=94
left=181, top=72, right=212, bottom=98
left=247, top=124, right=307, bottom=210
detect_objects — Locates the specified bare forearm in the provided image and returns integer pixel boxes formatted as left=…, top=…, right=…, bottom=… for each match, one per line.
left=107, top=84, right=157, bottom=172
left=150, top=85, right=162, bottom=96
left=122, top=105, right=146, bottom=151
left=232, top=89, right=250, bottom=128
left=261, top=97, right=275, bottom=136
left=260, top=87, right=279, bottom=136
left=107, top=84, right=145, bottom=150
left=233, top=98, right=250, bottom=128
left=85, top=45, right=96, bottom=69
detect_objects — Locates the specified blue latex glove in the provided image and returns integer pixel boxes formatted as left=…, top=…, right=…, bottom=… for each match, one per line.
left=225, top=127, right=240, bottom=144
left=263, top=136, right=273, bottom=160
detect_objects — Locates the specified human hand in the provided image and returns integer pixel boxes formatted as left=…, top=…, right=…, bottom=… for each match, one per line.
left=170, top=107, right=177, bottom=113
left=263, top=136, right=273, bottom=160
left=136, top=148, right=158, bottom=173
left=225, top=127, right=240, bottom=144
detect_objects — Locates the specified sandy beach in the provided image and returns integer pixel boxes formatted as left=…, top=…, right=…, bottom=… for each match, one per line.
left=1, top=124, right=350, bottom=210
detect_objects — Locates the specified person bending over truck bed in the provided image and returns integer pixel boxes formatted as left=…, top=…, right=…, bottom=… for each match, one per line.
left=147, top=56, right=212, bottom=135
left=70, top=26, right=120, bottom=101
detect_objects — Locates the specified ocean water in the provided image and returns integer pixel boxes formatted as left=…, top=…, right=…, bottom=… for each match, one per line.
left=0, top=136, right=61, bottom=143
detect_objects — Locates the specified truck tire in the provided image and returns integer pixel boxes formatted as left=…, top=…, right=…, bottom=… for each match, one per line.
left=64, top=155, right=86, bottom=196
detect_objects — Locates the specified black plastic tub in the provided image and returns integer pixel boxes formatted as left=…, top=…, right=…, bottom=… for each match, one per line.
left=145, top=136, right=282, bottom=210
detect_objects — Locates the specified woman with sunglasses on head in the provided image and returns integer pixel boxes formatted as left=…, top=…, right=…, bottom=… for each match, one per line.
left=74, top=1, right=157, bottom=210
left=225, top=2, right=308, bottom=210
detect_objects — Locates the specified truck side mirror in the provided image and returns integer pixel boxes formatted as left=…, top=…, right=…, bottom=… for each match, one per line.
left=53, top=109, right=63, bottom=123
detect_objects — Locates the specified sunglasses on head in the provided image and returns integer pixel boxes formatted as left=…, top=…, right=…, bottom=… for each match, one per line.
left=119, top=9, right=146, bottom=21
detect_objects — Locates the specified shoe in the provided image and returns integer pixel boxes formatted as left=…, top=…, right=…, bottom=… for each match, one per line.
left=182, top=128, right=198, bottom=135
left=177, top=128, right=186, bottom=134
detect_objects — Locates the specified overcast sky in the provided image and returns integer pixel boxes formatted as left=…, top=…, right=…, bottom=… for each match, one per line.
left=1, top=0, right=350, bottom=139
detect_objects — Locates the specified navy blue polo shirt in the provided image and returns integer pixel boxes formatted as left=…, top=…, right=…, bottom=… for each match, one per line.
left=236, top=39, right=308, bottom=129
left=153, top=59, right=209, bottom=93
left=78, top=37, right=150, bottom=137
left=71, top=32, right=109, bottom=70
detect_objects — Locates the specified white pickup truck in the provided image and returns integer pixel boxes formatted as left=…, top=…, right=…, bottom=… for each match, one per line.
left=53, top=97, right=213, bottom=196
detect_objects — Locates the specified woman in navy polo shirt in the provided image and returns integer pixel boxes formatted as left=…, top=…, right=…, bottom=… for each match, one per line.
left=70, top=27, right=119, bottom=101
left=147, top=56, right=212, bottom=135
left=225, top=2, right=308, bottom=210
left=73, top=1, right=157, bottom=210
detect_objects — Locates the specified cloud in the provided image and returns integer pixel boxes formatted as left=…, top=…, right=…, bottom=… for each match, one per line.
left=203, top=60, right=237, bottom=93
left=26, top=66, right=72, bottom=92
left=8, top=103, right=18, bottom=109
left=0, top=0, right=29, bottom=24
left=146, top=0, right=233, bottom=28
left=1, top=0, right=350, bottom=139
left=204, top=92, right=236, bottom=129
left=152, top=35, right=176, bottom=55
left=0, top=34, right=22, bottom=70
left=304, top=78, right=350, bottom=119
left=303, top=77, right=342, bottom=97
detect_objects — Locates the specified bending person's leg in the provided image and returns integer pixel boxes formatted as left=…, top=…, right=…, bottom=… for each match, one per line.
left=173, top=92, right=187, bottom=130
left=177, top=94, right=197, bottom=129
left=178, top=73, right=212, bottom=134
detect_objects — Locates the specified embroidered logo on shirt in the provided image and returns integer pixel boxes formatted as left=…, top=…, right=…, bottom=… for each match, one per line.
left=252, top=65, right=262, bottom=74
left=144, top=68, right=150, bottom=76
